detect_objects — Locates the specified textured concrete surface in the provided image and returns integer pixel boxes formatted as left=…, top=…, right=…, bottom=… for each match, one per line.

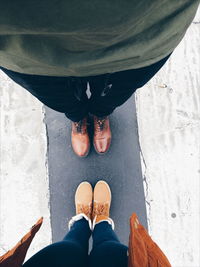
left=0, top=70, right=51, bottom=260
left=0, top=6, right=199, bottom=267
left=45, top=95, right=147, bottom=246
left=135, top=8, right=200, bottom=267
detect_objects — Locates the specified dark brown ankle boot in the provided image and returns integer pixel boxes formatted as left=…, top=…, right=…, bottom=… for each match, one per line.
left=71, top=118, right=90, bottom=157
left=93, top=116, right=111, bottom=154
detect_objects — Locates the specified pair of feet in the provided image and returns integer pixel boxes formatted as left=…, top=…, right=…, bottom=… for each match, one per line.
left=71, top=115, right=111, bottom=157
left=75, top=180, right=112, bottom=228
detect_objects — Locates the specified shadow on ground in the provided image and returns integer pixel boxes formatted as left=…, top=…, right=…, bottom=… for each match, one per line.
left=45, top=95, right=147, bottom=245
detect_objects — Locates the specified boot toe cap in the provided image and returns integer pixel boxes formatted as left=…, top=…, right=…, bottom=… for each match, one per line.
left=94, top=138, right=111, bottom=154
left=72, top=137, right=90, bottom=157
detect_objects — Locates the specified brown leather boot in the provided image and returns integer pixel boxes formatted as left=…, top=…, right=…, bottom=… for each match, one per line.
left=71, top=118, right=90, bottom=157
left=93, top=116, right=111, bottom=154
left=92, top=180, right=114, bottom=229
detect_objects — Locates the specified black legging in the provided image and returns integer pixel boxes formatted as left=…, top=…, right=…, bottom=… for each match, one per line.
left=0, top=54, right=170, bottom=122
left=23, top=218, right=128, bottom=267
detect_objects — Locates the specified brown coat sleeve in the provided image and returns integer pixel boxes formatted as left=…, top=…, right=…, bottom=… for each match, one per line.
left=128, top=213, right=171, bottom=267
left=0, top=217, right=43, bottom=267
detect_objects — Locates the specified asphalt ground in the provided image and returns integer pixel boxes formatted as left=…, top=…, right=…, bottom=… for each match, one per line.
left=45, top=95, right=147, bottom=245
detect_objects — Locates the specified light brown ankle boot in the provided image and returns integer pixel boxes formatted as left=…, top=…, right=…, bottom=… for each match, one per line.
left=93, top=116, right=111, bottom=154
left=75, top=181, right=93, bottom=218
left=71, top=118, right=90, bottom=157
left=69, top=181, right=93, bottom=230
left=92, top=180, right=114, bottom=229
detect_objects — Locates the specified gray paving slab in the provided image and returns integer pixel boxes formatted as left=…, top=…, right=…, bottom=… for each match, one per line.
left=45, top=95, right=147, bottom=246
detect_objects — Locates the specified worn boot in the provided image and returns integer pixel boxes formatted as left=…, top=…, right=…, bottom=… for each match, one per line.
left=71, top=118, right=90, bottom=157
left=93, top=116, right=111, bottom=154
left=92, top=180, right=114, bottom=229
left=69, top=181, right=93, bottom=230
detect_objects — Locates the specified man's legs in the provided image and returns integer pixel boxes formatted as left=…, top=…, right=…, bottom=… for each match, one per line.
left=23, top=218, right=91, bottom=267
left=87, top=54, right=170, bottom=154
left=0, top=67, right=88, bottom=122
left=88, top=54, right=171, bottom=116
left=89, top=222, right=128, bottom=267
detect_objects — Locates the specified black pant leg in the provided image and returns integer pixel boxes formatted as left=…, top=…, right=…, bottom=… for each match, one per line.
left=89, top=222, right=128, bottom=267
left=63, top=218, right=91, bottom=254
left=0, top=67, right=88, bottom=122
left=23, top=219, right=90, bottom=267
left=88, top=54, right=171, bottom=117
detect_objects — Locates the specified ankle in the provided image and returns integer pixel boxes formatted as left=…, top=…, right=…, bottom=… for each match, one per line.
left=92, top=215, right=115, bottom=230
left=69, top=213, right=92, bottom=230
left=76, top=203, right=92, bottom=219
left=72, top=117, right=88, bottom=134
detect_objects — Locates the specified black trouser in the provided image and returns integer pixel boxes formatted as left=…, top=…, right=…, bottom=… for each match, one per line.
left=23, top=218, right=128, bottom=267
left=0, top=54, right=170, bottom=122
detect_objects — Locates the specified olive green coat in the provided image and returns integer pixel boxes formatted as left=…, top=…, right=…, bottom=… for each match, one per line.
left=0, top=0, right=199, bottom=76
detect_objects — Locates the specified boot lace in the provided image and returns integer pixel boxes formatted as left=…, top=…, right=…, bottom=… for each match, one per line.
left=96, top=117, right=106, bottom=132
left=77, top=204, right=92, bottom=218
left=93, top=203, right=109, bottom=217
left=74, top=120, right=85, bottom=133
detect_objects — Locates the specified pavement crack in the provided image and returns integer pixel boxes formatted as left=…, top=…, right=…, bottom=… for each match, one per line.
left=42, top=107, right=50, bottom=180
left=139, top=148, right=152, bottom=231
left=135, top=94, right=152, bottom=232
left=42, top=106, right=53, bottom=243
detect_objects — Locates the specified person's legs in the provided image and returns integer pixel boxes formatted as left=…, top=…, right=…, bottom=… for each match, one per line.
left=89, top=222, right=128, bottom=267
left=88, top=54, right=170, bottom=154
left=63, top=216, right=91, bottom=253
left=88, top=54, right=171, bottom=117
left=89, top=181, right=128, bottom=267
left=0, top=67, right=88, bottom=122
left=23, top=218, right=91, bottom=267
left=23, top=181, right=93, bottom=267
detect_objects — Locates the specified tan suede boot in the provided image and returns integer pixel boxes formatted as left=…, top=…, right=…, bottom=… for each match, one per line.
left=92, top=180, right=114, bottom=229
left=71, top=118, right=90, bottom=157
left=75, top=181, right=93, bottom=218
left=69, top=181, right=93, bottom=230
left=93, top=116, right=111, bottom=154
